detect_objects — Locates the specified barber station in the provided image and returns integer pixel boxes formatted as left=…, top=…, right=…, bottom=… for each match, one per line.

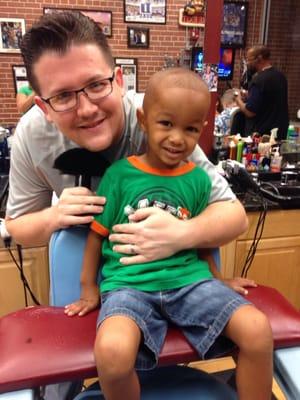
left=0, top=1, right=300, bottom=399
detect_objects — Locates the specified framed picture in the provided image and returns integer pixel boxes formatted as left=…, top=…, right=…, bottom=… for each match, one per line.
left=114, top=58, right=138, bottom=92
left=43, top=8, right=112, bottom=37
left=12, top=65, right=29, bottom=94
left=127, top=27, right=149, bottom=48
left=124, top=0, right=166, bottom=24
left=221, top=1, right=248, bottom=48
left=0, top=18, right=25, bottom=53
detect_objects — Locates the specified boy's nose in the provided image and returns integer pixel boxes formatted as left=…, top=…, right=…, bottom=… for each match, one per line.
left=169, top=130, right=184, bottom=144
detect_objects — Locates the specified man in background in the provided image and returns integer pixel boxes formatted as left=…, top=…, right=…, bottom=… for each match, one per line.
left=235, top=45, right=289, bottom=140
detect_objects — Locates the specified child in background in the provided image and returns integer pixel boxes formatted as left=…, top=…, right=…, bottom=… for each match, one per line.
left=65, top=68, right=273, bottom=400
left=215, top=88, right=239, bottom=135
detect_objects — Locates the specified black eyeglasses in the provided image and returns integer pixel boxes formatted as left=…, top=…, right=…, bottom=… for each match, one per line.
left=41, top=73, right=114, bottom=112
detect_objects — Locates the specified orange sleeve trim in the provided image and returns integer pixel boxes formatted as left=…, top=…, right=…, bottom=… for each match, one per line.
left=90, top=220, right=109, bottom=237
left=127, top=155, right=196, bottom=176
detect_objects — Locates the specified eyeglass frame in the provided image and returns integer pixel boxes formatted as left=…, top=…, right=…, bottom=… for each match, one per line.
left=41, top=72, right=115, bottom=112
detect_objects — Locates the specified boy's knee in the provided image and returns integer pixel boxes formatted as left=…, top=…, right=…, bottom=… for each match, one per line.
left=94, top=336, right=135, bottom=380
left=239, top=308, right=273, bottom=353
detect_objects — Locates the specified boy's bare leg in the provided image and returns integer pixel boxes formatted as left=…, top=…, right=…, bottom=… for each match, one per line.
left=94, top=315, right=142, bottom=400
left=224, top=305, right=273, bottom=400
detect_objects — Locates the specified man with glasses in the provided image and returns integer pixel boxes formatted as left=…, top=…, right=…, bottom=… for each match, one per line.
left=6, top=10, right=247, bottom=258
left=5, top=10, right=247, bottom=400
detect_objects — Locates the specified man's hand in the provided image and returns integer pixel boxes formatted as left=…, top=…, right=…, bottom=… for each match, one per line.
left=55, top=186, right=106, bottom=229
left=223, top=277, right=257, bottom=295
left=109, top=207, right=184, bottom=265
left=64, top=284, right=100, bottom=317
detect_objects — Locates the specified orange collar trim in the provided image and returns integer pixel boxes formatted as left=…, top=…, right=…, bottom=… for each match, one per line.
left=128, top=155, right=196, bottom=176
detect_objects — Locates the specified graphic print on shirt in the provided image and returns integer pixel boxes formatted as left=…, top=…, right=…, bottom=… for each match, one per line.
left=123, top=186, right=191, bottom=220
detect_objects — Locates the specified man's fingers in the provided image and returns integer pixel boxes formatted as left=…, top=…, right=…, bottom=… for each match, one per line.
left=110, top=232, right=136, bottom=243
left=120, top=255, right=147, bottom=265
left=128, top=207, right=161, bottom=222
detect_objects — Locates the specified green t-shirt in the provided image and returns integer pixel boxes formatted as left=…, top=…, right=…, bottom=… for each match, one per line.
left=17, top=86, right=33, bottom=96
left=91, top=156, right=212, bottom=293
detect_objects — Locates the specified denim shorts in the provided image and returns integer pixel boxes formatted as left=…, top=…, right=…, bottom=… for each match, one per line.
left=97, top=279, right=251, bottom=370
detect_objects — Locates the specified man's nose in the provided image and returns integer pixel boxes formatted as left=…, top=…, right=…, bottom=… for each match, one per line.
left=77, top=92, right=98, bottom=116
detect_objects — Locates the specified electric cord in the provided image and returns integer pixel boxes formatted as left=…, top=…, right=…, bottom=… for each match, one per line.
left=0, top=218, right=40, bottom=306
left=6, top=243, right=41, bottom=306
left=241, top=192, right=268, bottom=278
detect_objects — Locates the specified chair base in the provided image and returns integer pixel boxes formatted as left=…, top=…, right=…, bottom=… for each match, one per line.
left=74, top=366, right=237, bottom=400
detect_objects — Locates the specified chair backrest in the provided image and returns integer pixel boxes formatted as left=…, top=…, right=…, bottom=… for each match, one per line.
left=49, top=225, right=90, bottom=306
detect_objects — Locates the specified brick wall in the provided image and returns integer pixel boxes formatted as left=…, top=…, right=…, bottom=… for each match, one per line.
left=0, top=0, right=298, bottom=127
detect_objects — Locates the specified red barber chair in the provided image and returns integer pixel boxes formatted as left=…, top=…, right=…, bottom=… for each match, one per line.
left=1, top=225, right=300, bottom=399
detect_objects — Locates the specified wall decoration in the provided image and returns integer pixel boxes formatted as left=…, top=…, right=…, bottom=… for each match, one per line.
left=0, top=18, right=25, bottom=53
left=43, top=8, right=112, bottom=37
left=127, top=27, right=149, bottom=48
left=12, top=65, right=29, bottom=94
left=114, top=58, right=138, bottom=92
left=221, top=1, right=248, bottom=48
left=124, top=0, right=166, bottom=24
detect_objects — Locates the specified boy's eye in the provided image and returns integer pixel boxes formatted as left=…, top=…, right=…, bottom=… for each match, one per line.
left=158, top=120, right=172, bottom=127
left=187, top=126, right=199, bottom=133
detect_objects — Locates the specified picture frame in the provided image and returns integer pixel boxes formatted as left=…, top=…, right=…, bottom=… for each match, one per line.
left=124, top=0, right=166, bottom=24
left=43, top=8, right=112, bottom=37
left=0, top=18, right=25, bottom=53
left=127, top=27, right=149, bottom=49
left=114, top=58, right=138, bottom=92
left=221, top=1, right=248, bottom=48
left=12, top=65, right=29, bottom=94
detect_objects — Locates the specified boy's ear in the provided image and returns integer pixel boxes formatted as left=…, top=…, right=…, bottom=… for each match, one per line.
left=136, top=107, right=146, bottom=132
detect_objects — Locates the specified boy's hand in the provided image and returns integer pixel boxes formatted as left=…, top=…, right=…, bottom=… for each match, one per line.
left=64, top=284, right=100, bottom=316
left=223, top=277, right=257, bottom=295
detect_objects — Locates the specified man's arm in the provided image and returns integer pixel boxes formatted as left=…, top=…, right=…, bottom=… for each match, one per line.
left=5, top=187, right=105, bottom=246
left=234, top=93, right=256, bottom=118
left=109, top=199, right=248, bottom=265
left=16, top=92, right=35, bottom=114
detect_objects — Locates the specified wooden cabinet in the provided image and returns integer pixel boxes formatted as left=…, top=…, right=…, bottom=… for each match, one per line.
left=0, top=245, right=49, bottom=317
left=221, top=209, right=300, bottom=309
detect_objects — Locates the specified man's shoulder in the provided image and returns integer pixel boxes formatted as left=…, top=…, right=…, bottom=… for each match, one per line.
left=123, top=90, right=144, bottom=108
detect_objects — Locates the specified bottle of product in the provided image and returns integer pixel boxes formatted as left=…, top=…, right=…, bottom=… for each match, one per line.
left=270, top=147, right=282, bottom=172
left=236, top=140, right=244, bottom=163
left=287, top=125, right=298, bottom=152
left=229, top=140, right=237, bottom=160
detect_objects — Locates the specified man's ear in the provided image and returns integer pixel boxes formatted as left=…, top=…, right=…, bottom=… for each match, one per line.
left=136, top=107, right=146, bottom=133
left=114, top=66, right=125, bottom=96
left=34, top=96, right=53, bottom=122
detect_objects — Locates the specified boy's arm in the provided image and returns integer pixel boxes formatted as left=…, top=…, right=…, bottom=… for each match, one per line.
left=199, top=249, right=257, bottom=296
left=65, top=229, right=103, bottom=316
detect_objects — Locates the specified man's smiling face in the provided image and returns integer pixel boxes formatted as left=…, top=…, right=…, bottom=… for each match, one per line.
left=34, top=44, right=125, bottom=151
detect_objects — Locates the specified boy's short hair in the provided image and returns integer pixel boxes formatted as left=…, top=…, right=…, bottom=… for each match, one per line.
left=20, top=11, right=114, bottom=94
left=143, top=67, right=210, bottom=111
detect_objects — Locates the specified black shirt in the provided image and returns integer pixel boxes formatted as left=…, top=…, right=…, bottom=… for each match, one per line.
left=245, top=67, right=289, bottom=140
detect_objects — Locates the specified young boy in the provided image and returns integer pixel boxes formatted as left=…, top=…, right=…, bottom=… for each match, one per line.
left=65, top=68, right=273, bottom=400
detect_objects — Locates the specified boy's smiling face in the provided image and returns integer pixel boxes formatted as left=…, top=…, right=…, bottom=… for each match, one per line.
left=137, top=86, right=209, bottom=169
